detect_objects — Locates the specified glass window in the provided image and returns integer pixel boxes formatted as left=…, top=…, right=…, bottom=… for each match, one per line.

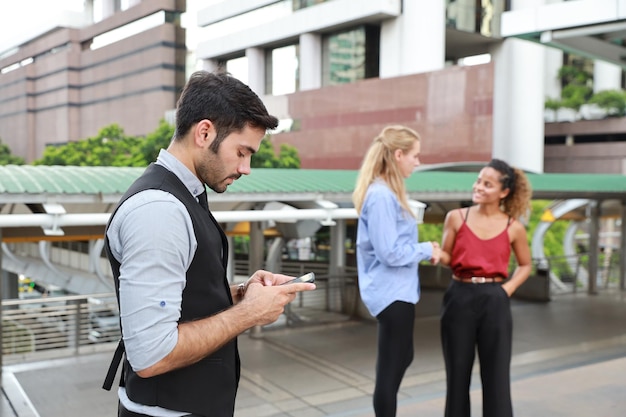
left=322, top=25, right=379, bottom=87
left=446, top=0, right=505, bottom=37
left=292, top=0, right=331, bottom=11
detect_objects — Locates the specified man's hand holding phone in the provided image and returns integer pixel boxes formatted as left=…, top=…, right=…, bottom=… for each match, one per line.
left=237, top=271, right=316, bottom=327
left=280, top=272, right=316, bottom=285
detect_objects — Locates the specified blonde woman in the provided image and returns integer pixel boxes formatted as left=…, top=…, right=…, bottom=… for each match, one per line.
left=439, top=158, right=532, bottom=417
left=353, top=125, right=441, bottom=417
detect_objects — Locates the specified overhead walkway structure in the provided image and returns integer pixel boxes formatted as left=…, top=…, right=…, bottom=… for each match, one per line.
left=1, top=164, right=626, bottom=298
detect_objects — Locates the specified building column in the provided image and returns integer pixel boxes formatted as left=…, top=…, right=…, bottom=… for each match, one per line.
left=620, top=201, right=626, bottom=291
left=380, top=0, right=445, bottom=77
left=101, top=0, right=120, bottom=20
left=587, top=200, right=600, bottom=295
left=246, top=47, right=266, bottom=96
left=594, top=61, right=622, bottom=93
left=328, top=220, right=346, bottom=313
left=489, top=0, right=548, bottom=172
left=299, top=33, right=322, bottom=91
left=201, top=59, right=220, bottom=73
left=491, top=37, right=545, bottom=172
left=544, top=47, right=563, bottom=100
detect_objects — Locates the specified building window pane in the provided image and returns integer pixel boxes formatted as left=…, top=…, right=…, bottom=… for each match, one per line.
left=322, top=25, right=379, bottom=87
left=292, top=0, right=331, bottom=11
left=446, top=0, right=505, bottom=37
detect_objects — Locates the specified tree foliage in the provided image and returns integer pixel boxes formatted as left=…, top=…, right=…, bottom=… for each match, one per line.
left=138, top=119, right=175, bottom=164
left=33, top=121, right=174, bottom=167
left=33, top=121, right=301, bottom=169
left=33, top=124, right=144, bottom=166
left=251, top=136, right=300, bottom=168
left=0, top=138, right=25, bottom=165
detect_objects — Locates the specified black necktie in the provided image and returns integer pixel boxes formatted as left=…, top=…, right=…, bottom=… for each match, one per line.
left=198, top=190, right=209, bottom=212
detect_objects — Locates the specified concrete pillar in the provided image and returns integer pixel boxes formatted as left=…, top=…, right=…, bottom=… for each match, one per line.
left=0, top=228, right=3, bottom=383
left=101, top=0, right=120, bottom=19
left=329, top=220, right=346, bottom=274
left=202, top=59, right=220, bottom=73
left=299, top=33, right=322, bottom=91
left=491, top=37, right=545, bottom=172
left=2, top=270, right=18, bottom=300
left=84, top=0, right=95, bottom=24
left=246, top=47, right=266, bottom=96
left=490, top=0, right=549, bottom=173
left=619, top=201, right=626, bottom=291
left=587, top=201, right=600, bottom=295
left=380, top=0, right=445, bottom=77
left=328, top=220, right=346, bottom=313
left=593, top=60, right=622, bottom=93
left=248, top=221, right=265, bottom=276
left=544, top=47, right=563, bottom=100
left=248, top=221, right=265, bottom=338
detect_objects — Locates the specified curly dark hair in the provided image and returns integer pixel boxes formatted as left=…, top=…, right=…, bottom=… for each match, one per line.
left=487, top=159, right=532, bottom=219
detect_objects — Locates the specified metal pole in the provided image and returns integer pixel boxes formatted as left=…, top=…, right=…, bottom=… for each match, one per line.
left=588, top=201, right=600, bottom=295
left=619, top=201, right=626, bottom=291
left=1, top=227, right=4, bottom=386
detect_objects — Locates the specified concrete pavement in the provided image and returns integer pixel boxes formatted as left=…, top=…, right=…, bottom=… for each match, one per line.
left=3, top=289, right=626, bottom=417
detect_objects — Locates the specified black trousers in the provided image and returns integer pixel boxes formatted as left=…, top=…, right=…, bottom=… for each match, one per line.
left=440, top=280, right=513, bottom=417
left=373, top=301, right=416, bottom=417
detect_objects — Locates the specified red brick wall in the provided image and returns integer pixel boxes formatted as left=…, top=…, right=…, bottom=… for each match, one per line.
left=271, top=63, right=494, bottom=169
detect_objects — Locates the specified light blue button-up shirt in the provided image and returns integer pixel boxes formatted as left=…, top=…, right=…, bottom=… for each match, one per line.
left=106, top=149, right=205, bottom=416
left=356, top=179, right=433, bottom=317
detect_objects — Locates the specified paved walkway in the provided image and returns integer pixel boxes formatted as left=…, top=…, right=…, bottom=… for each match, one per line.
left=2, top=290, right=626, bottom=417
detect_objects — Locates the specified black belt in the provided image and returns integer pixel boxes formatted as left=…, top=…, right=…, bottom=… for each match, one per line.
left=452, top=275, right=504, bottom=284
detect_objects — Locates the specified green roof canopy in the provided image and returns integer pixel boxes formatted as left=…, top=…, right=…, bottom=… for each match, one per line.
left=1, top=165, right=625, bottom=204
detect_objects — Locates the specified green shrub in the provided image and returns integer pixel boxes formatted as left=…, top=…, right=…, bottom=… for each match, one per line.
left=544, top=98, right=561, bottom=111
left=561, top=84, right=592, bottom=110
left=588, top=89, right=626, bottom=116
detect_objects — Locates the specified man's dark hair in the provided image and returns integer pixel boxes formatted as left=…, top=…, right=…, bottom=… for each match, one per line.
left=173, top=71, right=279, bottom=152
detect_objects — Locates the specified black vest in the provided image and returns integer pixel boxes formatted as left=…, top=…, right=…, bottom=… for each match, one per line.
left=104, top=164, right=239, bottom=417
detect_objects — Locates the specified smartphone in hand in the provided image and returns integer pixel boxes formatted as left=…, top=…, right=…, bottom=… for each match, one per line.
left=281, top=272, right=315, bottom=285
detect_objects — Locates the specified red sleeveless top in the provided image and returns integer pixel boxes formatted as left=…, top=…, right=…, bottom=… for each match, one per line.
left=450, top=208, right=511, bottom=279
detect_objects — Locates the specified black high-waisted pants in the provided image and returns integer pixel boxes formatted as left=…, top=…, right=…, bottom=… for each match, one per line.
left=440, top=280, right=513, bottom=417
left=373, top=300, right=415, bottom=417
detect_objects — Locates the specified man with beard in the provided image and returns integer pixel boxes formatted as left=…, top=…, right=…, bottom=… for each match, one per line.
left=102, top=71, right=316, bottom=417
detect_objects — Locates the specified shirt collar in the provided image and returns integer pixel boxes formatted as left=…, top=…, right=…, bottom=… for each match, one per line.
left=155, top=149, right=206, bottom=198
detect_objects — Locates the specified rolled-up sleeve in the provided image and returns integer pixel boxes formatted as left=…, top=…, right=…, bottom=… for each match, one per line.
left=107, top=190, right=196, bottom=371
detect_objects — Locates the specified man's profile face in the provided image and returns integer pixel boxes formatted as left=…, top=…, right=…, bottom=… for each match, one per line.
left=199, top=125, right=265, bottom=194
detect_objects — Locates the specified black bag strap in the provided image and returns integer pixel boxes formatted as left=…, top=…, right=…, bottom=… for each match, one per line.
left=102, top=339, right=125, bottom=391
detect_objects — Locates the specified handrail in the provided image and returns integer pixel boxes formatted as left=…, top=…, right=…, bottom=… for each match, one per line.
left=1, top=292, right=120, bottom=365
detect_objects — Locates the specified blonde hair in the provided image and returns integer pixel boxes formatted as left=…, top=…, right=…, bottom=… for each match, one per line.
left=352, top=125, right=421, bottom=216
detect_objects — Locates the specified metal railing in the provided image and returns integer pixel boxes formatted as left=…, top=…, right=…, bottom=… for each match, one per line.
left=2, top=293, right=120, bottom=365
left=535, top=252, right=622, bottom=294
left=1, top=262, right=359, bottom=364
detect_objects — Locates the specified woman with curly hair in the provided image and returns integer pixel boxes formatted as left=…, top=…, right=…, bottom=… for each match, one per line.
left=439, top=158, right=532, bottom=417
left=353, top=125, right=441, bottom=417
